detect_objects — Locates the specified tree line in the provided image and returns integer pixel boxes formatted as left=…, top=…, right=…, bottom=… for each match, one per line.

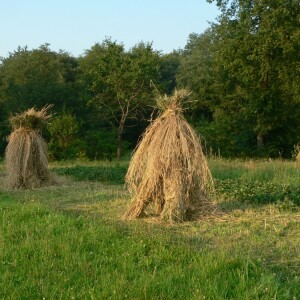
left=0, top=0, right=299, bottom=160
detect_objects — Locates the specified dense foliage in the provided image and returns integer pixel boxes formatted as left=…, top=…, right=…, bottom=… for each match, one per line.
left=178, top=0, right=300, bottom=157
left=0, top=0, right=299, bottom=159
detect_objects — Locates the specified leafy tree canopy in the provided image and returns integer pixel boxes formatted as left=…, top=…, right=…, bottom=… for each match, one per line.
left=79, top=38, right=161, bottom=159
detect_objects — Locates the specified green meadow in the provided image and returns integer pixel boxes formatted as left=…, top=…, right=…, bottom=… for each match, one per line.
left=0, top=159, right=300, bottom=299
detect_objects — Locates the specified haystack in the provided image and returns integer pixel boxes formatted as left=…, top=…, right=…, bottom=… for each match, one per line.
left=5, top=105, right=53, bottom=189
left=124, top=89, right=214, bottom=222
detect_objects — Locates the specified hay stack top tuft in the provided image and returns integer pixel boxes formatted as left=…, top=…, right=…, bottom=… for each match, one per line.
left=156, top=89, right=191, bottom=114
left=9, top=105, right=52, bottom=131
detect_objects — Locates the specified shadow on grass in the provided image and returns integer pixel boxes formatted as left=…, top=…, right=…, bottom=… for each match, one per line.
left=52, top=165, right=127, bottom=184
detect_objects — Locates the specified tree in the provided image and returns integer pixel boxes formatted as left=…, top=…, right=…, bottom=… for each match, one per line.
left=177, top=30, right=221, bottom=121
left=159, top=51, right=181, bottom=94
left=0, top=44, right=84, bottom=155
left=0, top=45, right=60, bottom=111
left=206, top=0, right=300, bottom=156
left=48, top=113, right=80, bottom=160
left=0, top=44, right=82, bottom=115
left=79, top=39, right=160, bottom=160
left=176, top=30, right=246, bottom=157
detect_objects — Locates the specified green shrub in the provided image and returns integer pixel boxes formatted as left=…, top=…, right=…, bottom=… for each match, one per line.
left=48, top=113, right=84, bottom=160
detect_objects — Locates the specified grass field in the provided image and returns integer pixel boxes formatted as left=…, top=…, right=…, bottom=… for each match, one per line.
left=0, top=159, right=300, bottom=299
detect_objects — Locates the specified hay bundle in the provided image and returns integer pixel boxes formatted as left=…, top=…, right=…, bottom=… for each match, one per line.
left=124, top=90, right=214, bottom=222
left=5, top=106, right=53, bottom=189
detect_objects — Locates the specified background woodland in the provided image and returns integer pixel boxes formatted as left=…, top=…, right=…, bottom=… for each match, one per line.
left=0, top=0, right=299, bottom=160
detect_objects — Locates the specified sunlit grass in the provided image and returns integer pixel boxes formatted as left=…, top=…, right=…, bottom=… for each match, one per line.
left=0, top=158, right=300, bottom=298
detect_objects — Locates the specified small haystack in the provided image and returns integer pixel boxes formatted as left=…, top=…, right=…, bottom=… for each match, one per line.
left=124, top=89, right=214, bottom=222
left=5, top=105, right=53, bottom=189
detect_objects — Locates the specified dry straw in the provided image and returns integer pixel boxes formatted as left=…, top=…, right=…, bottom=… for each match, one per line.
left=5, top=105, right=53, bottom=189
left=124, top=89, right=215, bottom=222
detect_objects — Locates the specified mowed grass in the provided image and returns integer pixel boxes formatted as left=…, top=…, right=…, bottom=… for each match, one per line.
left=0, top=159, right=300, bottom=299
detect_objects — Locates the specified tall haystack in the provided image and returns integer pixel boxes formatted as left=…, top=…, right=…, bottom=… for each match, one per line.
left=124, top=89, right=214, bottom=222
left=5, top=105, right=53, bottom=189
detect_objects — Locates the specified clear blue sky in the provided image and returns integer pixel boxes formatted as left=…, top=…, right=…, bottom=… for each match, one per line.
left=0, top=0, right=220, bottom=58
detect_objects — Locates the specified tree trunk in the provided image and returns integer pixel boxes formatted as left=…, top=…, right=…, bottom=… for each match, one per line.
left=117, top=121, right=125, bottom=161
left=257, top=133, right=264, bottom=149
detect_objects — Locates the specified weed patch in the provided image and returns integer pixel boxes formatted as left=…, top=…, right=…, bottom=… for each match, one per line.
left=216, top=179, right=300, bottom=206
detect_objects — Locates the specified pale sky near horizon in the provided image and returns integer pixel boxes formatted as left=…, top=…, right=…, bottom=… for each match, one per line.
left=0, top=0, right=220, bottom=58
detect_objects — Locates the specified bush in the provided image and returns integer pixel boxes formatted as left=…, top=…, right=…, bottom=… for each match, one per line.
left=48, top=113, right=84, bottom=160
